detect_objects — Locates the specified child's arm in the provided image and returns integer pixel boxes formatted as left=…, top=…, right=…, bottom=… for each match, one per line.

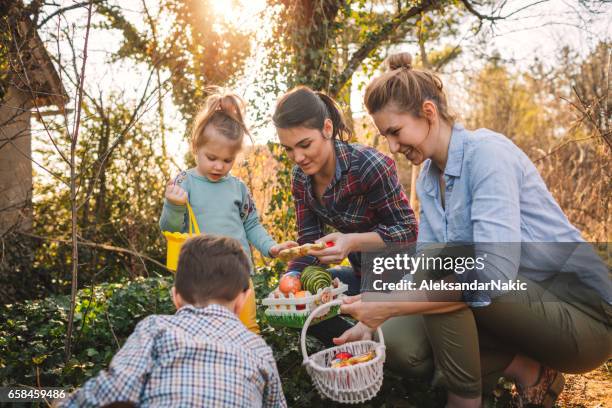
left=159, top=178, right=188, bottom=232
left=240, top=182, right=277, bottom=257
left=56, top=317, right=157, bottom=407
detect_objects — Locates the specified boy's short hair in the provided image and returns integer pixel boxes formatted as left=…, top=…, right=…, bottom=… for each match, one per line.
left=175, top=235, right=250, bottom=304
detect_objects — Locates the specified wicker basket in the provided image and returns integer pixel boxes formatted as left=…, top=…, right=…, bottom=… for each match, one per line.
left=300, top=299, right=386, bottom=404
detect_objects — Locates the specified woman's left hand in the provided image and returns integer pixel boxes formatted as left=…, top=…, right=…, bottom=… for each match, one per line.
left=339, top=295, right=394, bottom=329
left=309, top=232, right=355, bottom=263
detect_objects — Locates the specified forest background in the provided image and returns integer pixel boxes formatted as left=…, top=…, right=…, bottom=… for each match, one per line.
left=0, top=0, right=610, bottom=406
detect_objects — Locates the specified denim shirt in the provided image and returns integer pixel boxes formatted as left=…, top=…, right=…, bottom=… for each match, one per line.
left=416, top=124, right=611, bottom=305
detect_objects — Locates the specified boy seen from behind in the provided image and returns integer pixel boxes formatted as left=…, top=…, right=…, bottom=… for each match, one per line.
left=57, top=235, right=287, bottom=408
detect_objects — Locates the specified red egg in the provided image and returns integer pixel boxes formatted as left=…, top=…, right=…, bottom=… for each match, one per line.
left=294, top=290, right=307, bottom=310
left=335, top=352, right=353, bottom=360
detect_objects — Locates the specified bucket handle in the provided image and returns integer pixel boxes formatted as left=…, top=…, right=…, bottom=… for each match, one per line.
left=186, top=202, right=201, bottom=235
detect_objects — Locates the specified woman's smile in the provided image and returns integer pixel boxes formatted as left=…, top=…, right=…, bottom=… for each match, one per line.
left=400, top=146, right=413, bottom=157
left=400, top=145, right=420, bottom=163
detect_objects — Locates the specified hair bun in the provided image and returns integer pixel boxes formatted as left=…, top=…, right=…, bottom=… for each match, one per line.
left=219, top=94, right=243, bottom=117
left=385, top=52, right=412, bottom=71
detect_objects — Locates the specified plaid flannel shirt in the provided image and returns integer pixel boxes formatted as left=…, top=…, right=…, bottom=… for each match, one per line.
left=57, top=305, right=287, bottom=408
left=288, top=140, right=417, bottom=275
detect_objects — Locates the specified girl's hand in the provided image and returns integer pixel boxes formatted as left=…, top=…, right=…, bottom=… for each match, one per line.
left=340, top=295, right=393, bottom=329
left=165, top=180, right=187, bottom=206
left=269, top=241, right=299, bottom=258
left=332, top=322, right=374, bottom=345
left=309, top=232, right=355, bottom=263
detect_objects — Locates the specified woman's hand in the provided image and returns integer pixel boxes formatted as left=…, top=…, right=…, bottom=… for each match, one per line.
left=165, top=180, right=187, bottom=206
left=269, top=241, right=299, bottom=258
left=332, top=322, right=374, bottom=345
left=309, top=232, right=356, bottom=263
left=340, top=295, right=394, bottom=329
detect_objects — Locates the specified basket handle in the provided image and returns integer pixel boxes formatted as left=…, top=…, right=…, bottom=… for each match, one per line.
left=186, top=202, right=201, bottom=235
left=300, top=298, right=385, bottom=362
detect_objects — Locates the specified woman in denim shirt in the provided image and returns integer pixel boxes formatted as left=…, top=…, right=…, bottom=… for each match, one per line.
left=335, top=53, right=611, bottom=408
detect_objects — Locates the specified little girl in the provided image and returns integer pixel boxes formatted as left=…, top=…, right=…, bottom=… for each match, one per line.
left=160, top=90, right=296, bottom=333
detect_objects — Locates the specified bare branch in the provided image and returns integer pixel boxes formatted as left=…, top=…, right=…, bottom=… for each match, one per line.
left=18, top=231, right=170, bottom=271
left=75, top=67, right=171, bottom=209
left=460, top=0, right=550, bottom=22
left=330, top=0, right=440, bottom=96
left=0, top=127, right=69, bottom=185
left=534, top=135, right=597, bottom=162
left=104, top=299, right=122, bottom=350
left=37, top=1, right=104, bottom=28
left=569, top=88, right=612, bottom=151
left=65, top=0, right=94, bottom=363
left=8, top=21, right=70, bottom=164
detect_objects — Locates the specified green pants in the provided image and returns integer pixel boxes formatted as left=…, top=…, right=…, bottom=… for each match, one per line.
left=382, top=275, right=612, bottom=398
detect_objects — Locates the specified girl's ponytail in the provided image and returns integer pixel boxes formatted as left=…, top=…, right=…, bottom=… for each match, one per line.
left=191, top=88, right=250, bottom=152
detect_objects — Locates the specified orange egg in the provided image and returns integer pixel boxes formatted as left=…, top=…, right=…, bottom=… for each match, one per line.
left=279, top=275, right=301, bottom=295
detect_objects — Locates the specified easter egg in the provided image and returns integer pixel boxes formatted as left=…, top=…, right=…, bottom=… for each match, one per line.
left=284, top=270, right=301, bottom=278
left=279, top=274, right=301, bottom=295
left=294, top=290, right=307, bottom=310
left=334, top=352, right=353, bottom=360
left=301, top=266, right=332, bottom=294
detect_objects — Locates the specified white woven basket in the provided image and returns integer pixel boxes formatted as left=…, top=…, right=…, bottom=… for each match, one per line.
left=300, top=299, right=386, bottom=404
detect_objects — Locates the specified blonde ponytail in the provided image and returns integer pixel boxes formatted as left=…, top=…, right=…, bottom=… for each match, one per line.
left=191, top=88, right=250, bottom=152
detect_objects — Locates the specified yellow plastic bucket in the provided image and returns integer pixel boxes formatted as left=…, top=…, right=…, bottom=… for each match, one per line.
left=162, top=202, right=201, bottom=272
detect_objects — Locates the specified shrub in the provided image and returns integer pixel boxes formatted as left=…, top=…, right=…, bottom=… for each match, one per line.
left=0, top=267, right=451, bottom=407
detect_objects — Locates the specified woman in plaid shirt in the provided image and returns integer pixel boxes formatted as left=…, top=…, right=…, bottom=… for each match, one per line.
left=272, top=86, right=418, bottom=345
left=273, top=86, right=418, bottom=291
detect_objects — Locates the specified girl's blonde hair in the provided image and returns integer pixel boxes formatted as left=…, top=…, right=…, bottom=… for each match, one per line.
left=364, top=52, right=454, bottom=124
left=191, top=88, right=249, bottom=152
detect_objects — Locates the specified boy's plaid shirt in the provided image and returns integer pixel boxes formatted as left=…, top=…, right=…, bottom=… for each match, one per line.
left=288, top=140, right=418, bottom=275
left=57, top=305, right=287, bottom=408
